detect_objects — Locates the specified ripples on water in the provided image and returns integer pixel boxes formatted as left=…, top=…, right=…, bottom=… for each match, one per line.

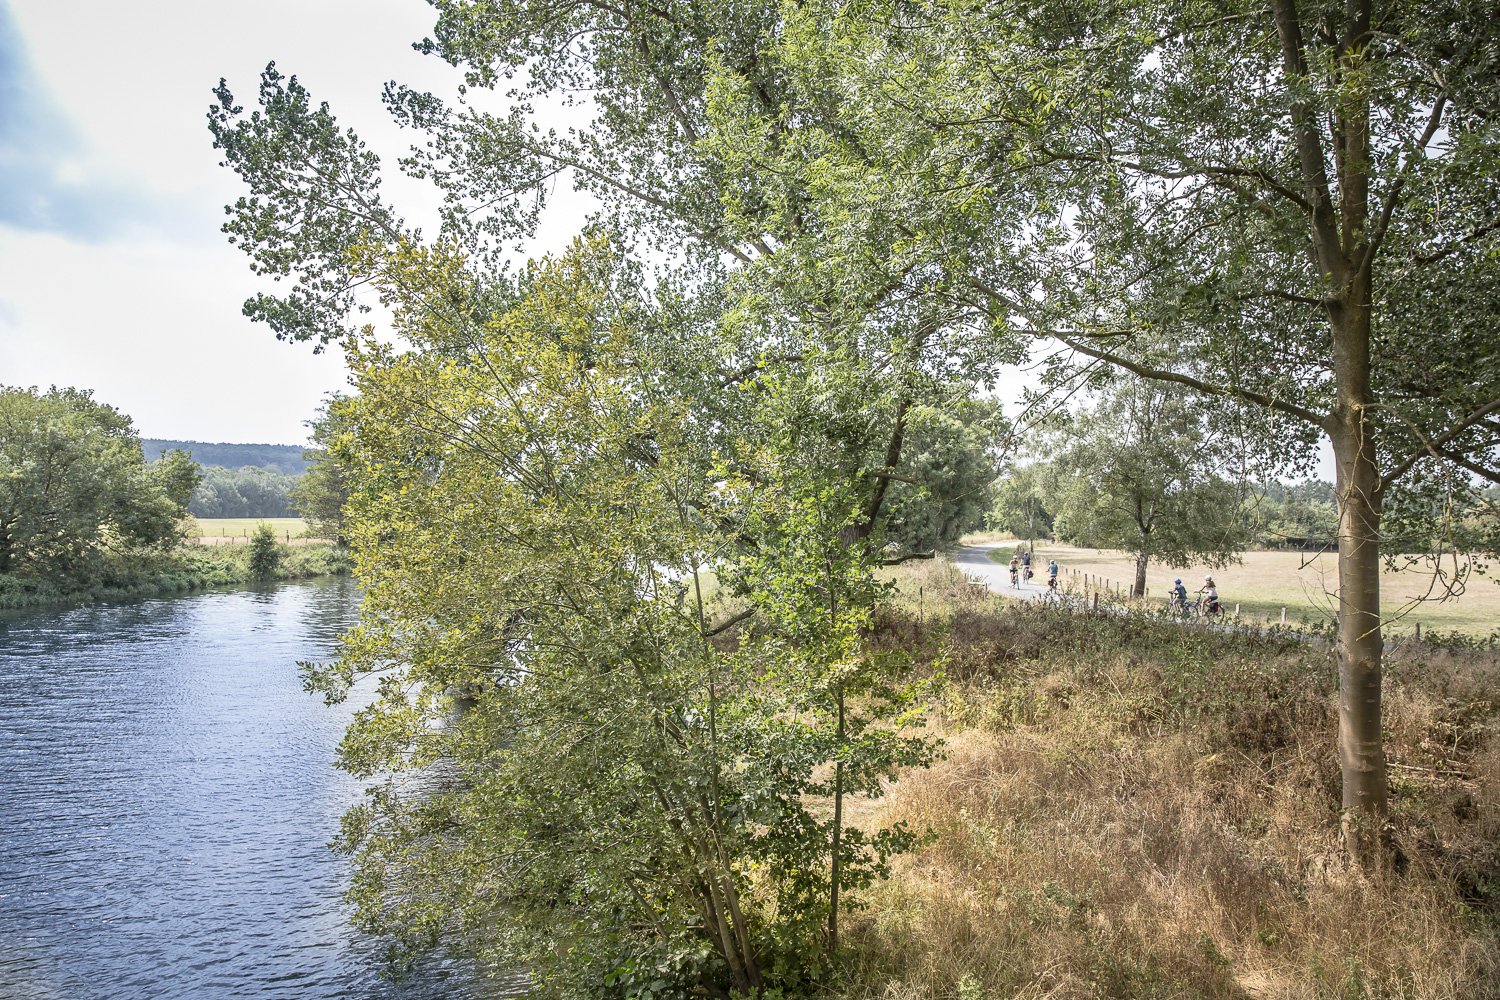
left=0, top=580, right=519, bottom=1000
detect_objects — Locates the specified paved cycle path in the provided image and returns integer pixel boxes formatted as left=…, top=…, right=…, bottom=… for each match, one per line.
left=952, top=543, right=1058, bottom=602
left=952, top=542, right=1296, bottom=638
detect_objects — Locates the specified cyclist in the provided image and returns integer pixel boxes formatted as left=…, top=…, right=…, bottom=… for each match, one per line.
left=1169, top=578, right=1189, bottom=614
left=1008, top=553, right=1020, bottom=587
left=1047, top=559, right=1059, bottom=590
left=1021, top=549, right=1033, bottom=581
left=1199, top=575, right=1223, bottom=618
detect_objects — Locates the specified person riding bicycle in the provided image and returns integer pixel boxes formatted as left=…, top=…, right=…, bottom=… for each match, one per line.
left=1170, top=578, right=1188, bottom=611
left=1198, top=575, right=1222, bottom=617
left=1008, top=553, right=1020, bottom=587
left=1046, top=559, right=1059, bottom=590
left=1021, top=549, right=1033, bottom=580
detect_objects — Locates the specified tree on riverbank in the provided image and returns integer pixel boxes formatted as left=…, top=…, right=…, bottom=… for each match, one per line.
left=208, top=10, right=1009, bottom=987
left=304, top=240, right=935, bottom=993
left=0, top=386, right=200, bottom=580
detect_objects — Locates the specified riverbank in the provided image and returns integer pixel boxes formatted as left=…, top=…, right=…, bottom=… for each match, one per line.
left=0, top=542, right=352, bottom=611
left=830, top=560, right=1500, bottom=998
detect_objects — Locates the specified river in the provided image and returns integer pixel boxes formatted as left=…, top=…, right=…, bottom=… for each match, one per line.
left=0, top=579, right=516, bottom=999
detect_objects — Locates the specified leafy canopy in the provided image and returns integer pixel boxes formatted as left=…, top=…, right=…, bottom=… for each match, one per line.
left=310, top=238, right=935, bottom=995
left=0, top=386, right=200, bottom=579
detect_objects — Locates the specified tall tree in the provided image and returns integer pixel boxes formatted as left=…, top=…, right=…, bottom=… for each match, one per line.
left=880, top=397, right=1004, bottom=555
left=309, top=238, right=933, bottom=994
left=989, top=463, right=1054, bottom=553
left=209, top=9, right=1014, bottom=968
left=1047, top=383, right=1246, bottom=597
left=699, top=0, right=1500, bottom=866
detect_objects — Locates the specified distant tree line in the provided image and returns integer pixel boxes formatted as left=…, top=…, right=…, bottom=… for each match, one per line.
left=993, top=465, right=1472, bottom=558
left=142, top=439, right=309, bottom=475
left=1242, top=481, right=1340, bottom=550
left=143, top=415, right=352, bottom=526
left=187, top=466, right=300, bottom=518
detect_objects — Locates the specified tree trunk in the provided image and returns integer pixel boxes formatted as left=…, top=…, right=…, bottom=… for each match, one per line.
left=1328, top=293, right=1389, bottom=866
left=828, top=688, right=844, bottom=954
left=1132, top=551, right=1148, bottom=598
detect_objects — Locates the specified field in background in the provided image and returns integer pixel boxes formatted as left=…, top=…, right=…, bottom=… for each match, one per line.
left=188, top=518, right=320, bottom=543
left=970, top=537, right=1499, bottom=637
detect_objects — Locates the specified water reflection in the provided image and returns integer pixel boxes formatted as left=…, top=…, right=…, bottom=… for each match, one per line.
left=0, top=580, right=517, bottom=999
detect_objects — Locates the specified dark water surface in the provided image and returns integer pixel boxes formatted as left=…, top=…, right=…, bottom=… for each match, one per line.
left=0, top=580, right=508, bottom=999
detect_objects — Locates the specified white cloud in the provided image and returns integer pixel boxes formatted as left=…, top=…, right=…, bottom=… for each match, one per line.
left=0, top=0, right=595, bottom=443
left=0, top=226, right=347, bottom=442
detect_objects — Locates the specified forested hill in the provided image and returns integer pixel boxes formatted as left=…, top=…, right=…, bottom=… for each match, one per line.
left=142, top=440, right=308, bottom=475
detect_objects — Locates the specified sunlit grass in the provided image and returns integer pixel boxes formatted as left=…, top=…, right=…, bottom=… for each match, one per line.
left=958, top=536, right=1500, bottom=638
left=186, top=517, right=313, bottom=540
left=831, top=578, right=1500, bottom=998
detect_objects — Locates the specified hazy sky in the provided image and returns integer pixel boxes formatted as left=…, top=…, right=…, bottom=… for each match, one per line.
left=0, top=2, right=1331, bottom=475
left=0, top=0, right=578, bottom=444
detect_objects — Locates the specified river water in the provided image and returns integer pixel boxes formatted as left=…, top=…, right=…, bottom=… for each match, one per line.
left=0, top=579, right=511, bottom=1000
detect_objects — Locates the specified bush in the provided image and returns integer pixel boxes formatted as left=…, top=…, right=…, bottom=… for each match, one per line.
left=247, top=523, right=283, bottom=579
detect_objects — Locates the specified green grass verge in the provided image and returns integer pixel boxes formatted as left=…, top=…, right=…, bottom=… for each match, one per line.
left=188, top=517, right=314, bottom=539
left=0, top=542, right=353, bottom=612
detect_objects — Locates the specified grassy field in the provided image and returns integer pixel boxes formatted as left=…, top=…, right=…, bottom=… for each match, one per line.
left=829, top=560, right=1500, bottom=998
left=187, top=517, right=317, bottom=541
left=975, top=537, right=1500, bottom=638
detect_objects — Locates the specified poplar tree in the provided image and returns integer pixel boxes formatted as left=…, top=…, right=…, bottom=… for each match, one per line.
left=697, top=0, right=1500, bottom=866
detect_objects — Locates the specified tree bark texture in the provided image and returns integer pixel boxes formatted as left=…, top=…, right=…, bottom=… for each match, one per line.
left=1329, top=298, right=1389, bottom=866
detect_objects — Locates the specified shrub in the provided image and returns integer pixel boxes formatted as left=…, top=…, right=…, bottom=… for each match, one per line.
left=247, top=523, right=283, bottom=579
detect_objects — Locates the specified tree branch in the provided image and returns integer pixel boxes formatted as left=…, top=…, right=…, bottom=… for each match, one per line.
left=1269, top=0, right=1346, bottom=282
left=1380, top=397, right=1500, bottom=489
left=1432, top=446, right=1500, bottom=486
left=703, top=607, right=755, bottom=638
left=1047, top=331, right=1331, bottom=429
left=1365, top=93, right=1448, bottom=268
left=1034, top=146, right=1312, bottom=213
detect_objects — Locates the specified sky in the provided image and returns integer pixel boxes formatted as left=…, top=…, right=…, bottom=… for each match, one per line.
left=0, top=0, right=590, bottom=445
left=1, top=0, right=1017, bottom=450
left=0, top=2, right=1332, bottom=474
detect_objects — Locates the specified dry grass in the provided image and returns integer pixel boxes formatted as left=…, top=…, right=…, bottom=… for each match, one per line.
left=966, top=538, right=1500, bottom=639
left=835, top=567, right=1500, bottom=999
